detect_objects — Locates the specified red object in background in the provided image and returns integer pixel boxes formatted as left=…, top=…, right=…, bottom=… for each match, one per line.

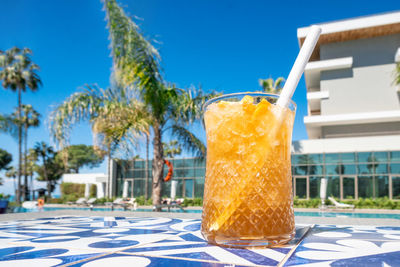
left=164, top=160, right=173, bottom=181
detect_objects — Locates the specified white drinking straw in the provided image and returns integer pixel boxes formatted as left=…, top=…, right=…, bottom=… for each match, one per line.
left=277, top=25, right=322, bottom=108
left=210, top=25, right=322, bottom=232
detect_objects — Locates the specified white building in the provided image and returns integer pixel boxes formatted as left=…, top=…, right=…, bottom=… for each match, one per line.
left=62, top=173, right=108, bottom=199
left=291, top=11, right=400, bottom=200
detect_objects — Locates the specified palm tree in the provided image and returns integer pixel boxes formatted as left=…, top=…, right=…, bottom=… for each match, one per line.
left=259, top=77, right=285, bottom=94
left=163, top=140, right=182, bottom=158
left=49, top=85, right=149, bottom=197
left=5, top=167, right=18, bottom=198
left=26, top=148, right=38, bottom=200
left=103, top=0, right=215, bottom=209
left=19, top=104, right=40, bottom=200
left=0, top=47, right=41, bottom=203
left=33, top=142, right=55, bottom=198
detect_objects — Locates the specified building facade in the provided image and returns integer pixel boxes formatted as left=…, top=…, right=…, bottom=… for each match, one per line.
left=113, top=12, right=400, bottom=201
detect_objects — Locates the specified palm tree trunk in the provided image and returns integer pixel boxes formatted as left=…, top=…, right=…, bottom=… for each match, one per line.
left=17, top=88, right=22, bottom=204
left=107, top=144, right=111, bottom=199
left=152, top=122, right=164, bottom=211
left=24, top=124, right=28, bottom=200
left=145, top=134, right=149, bottom=200
left=42, top=155, right=51, bottom=199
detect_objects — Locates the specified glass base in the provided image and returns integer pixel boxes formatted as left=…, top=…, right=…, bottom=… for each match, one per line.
left=202, top=231, right=295, bottom=249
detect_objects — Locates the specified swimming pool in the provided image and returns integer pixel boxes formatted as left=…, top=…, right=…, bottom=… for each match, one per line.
left=8, top=207, right=400, bottom=220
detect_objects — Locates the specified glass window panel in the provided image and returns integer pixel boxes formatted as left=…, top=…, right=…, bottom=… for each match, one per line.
left=184, top=159, right=194, bottom=168
left=390, top=151, right=400, bottom=162
left=327, top=176, right=340, bottom=198
left=295, top=178, right=307, bottom=199
left=375, top=164, right=388, bottom=174
left=375, top=176, right=388, bottom=198
left=175, top=169, right=189, bottom=178
left=358, top=176, right=373, bottom=198
left=133, top=179, right=145, bottom=197
left=341, top=153, right=356, bottom=163
left=185, top=179, right=194, bottom=198
left=185, top=168, right=195, bottom=177
left=390, top=164, right=400, bottom=174
left=161, top=180, right=171, bottom=198
left=195, top=168, right=205, bottom=178
left=358, top=152, right=373, bottom=163
left=392, top=176, right=400, bottom=200
left=293, top=155, right=304, bottom=165
left=358, top=164, right=374, bottom=175
left=294, top=155, right=310, bottom=165
left=133, top=170, right=145, bottom=178
left=116, top=178, right=123, bottom=196
left=291, top=155, right=295, bottom=165
left=175, top=179, right=183, bottom=198
left=173, top=159, right=185, bottom=168
left=309, top=176, right=322, bottom=198
left=342, top=164, right=357, bottom=175
left=308, top=165, right=323, bottom=175
left=294, top=166, right=307, bottom=175
left=325, top=165, right=340, bottom=175
left=342, top=177, right=355, bottom=199
left=308, top=154, right=323, bottom=164
left=194, top=158, right=206, bottom=168
left=194, top=178, right=204, bottom=198
left=374, top=152, right=388, bottom=162
left=134, top=160, right=145, bottom=169
left=325, top=153, right=339, bottom=164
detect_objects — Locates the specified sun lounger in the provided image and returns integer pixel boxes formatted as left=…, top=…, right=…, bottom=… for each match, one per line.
left=86, top=198, right=97, bottom=205
left=75, top=198, right=87, bottom=205
left=328, top=197, right=355, bottom=209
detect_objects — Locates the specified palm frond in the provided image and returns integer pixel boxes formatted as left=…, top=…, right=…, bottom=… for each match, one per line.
left=103, top=0, right=161, bottom=91
left=171, top=125, right=205, bottom=159
left=0, top=114, right=18, bottom=140
left=48, top=85, right=103, bottom=148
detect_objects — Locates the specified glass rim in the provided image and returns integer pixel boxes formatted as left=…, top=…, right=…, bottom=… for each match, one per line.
left=203, top=92, right=296, bottom=111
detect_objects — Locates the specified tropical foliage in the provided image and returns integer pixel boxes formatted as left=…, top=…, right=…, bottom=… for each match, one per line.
left=103, top=0, right=216, bottom=208
left=0, top=47, right=41, bottom=203
left=163, top=140, right=182, bottom=158
left=33, top=142, right=63, bottom=198
left=19, top=104, right=40, bottom=200
left=0, top=148, right=12, bottom=171
left=259, top=77, right=285, bottom=94
left=49, top=85, right=149, bottom=197
left=56, top=144, right=104, bottom=173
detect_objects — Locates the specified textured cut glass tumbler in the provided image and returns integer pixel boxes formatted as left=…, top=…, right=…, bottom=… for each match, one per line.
left=201, top=92, right=296, bottom=248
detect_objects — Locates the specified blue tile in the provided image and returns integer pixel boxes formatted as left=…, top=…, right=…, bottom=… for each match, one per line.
left=0, top=248, right=68, bottom=261
left=88, top=239, right=139, bottom=248
left=67, top=252, right=245, bottom=266
left=0, top=247, right=34, bottom=258
left=284, top=225, right=400, bottom=266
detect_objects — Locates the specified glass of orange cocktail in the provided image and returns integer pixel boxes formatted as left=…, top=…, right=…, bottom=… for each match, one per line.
left=201, top=92, right=296, bottom=248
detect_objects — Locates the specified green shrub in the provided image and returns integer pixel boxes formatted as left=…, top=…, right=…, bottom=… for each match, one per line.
left=89, top=184, right=97, bottom=198
left=181, top=198, right=203, bottom=207
left=60, top=183, right=85, bottom=197
left=94, top=197, right=115, bottom=204
left=48, top=198, right=64, bottom=204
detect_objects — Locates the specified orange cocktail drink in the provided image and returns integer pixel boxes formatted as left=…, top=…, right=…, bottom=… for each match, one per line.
left=201, top=92, right=296, bottom=248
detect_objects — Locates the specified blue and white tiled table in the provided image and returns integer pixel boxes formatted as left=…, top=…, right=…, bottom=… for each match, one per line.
left=0, top=216, right=399, bottom=266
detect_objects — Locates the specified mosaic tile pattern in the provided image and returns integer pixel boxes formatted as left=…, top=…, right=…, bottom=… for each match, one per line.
left=0, top=216, right=398, bottom=266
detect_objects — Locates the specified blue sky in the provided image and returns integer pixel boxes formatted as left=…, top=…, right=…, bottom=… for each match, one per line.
left=0, top=0, right=399, bottom=195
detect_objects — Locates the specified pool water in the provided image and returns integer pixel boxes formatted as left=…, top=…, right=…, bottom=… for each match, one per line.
left=8, top=207, right=400, bottom=219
